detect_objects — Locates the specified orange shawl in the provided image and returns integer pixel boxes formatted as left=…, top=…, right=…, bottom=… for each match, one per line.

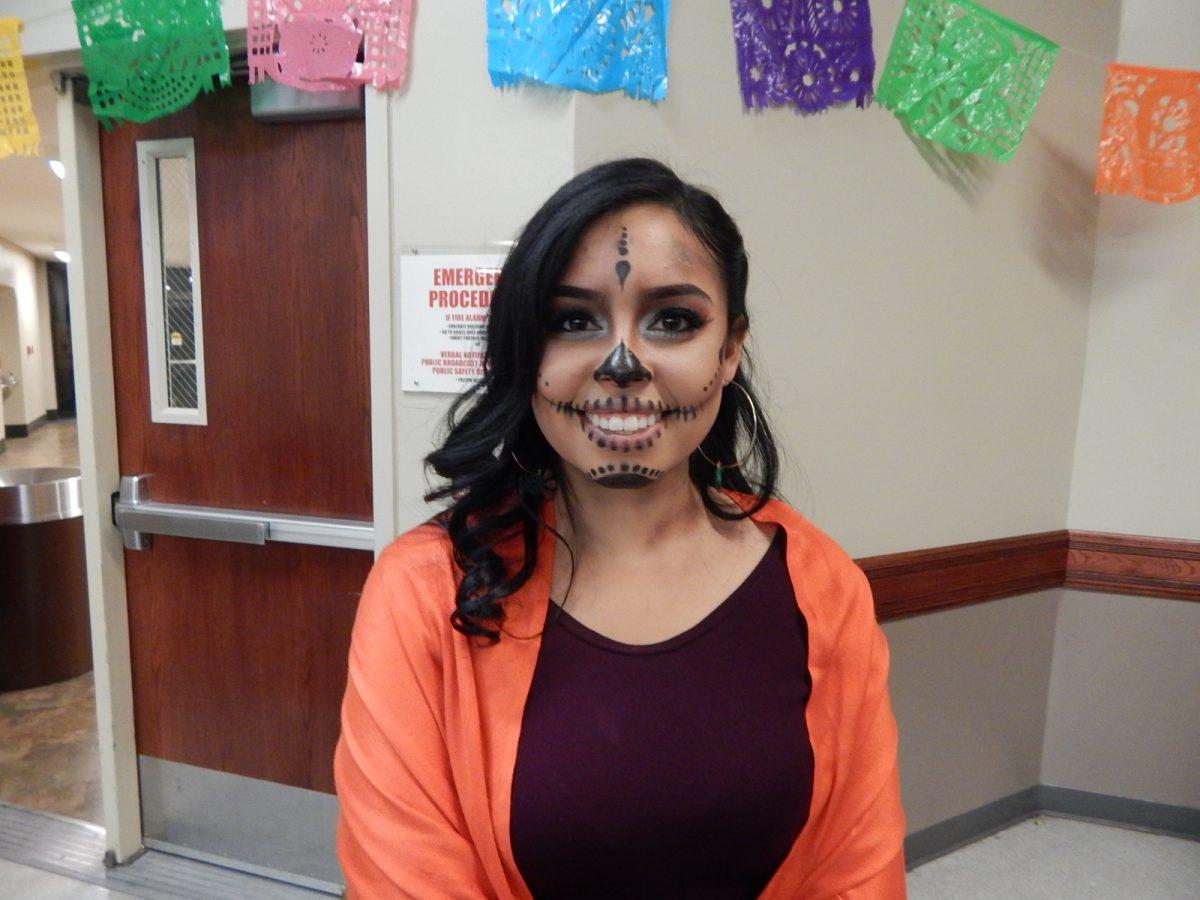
left=335, top=496, right=906, bottom=898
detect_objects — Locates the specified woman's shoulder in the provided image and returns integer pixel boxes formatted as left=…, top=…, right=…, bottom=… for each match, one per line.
left=747, top=495, right=876, bottom=628
left=737, top=494, right=861, bottom=577
left=359, top=518, right=459, bottom=637
left=377, top=516, right=456, bottom=570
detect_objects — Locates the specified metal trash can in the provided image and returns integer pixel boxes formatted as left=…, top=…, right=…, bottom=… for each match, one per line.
left=0, top=467, right=92, bottom=691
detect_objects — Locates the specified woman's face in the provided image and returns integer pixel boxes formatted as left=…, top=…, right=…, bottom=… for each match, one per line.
left=533, top=203, right=744, bottom=489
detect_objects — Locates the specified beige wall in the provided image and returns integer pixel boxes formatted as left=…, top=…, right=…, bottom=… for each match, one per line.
left=1068, top=0, right=1200, bottom=540
left=0, top=286, right=16, bottom=427
left=884, top=592, right=1060, bottom=832
left=386, top=2, right=576, bottom=527
left=386, top=1, right=1119, bottom=553
left=1046, top=0, right=1200, bottom=809
left=1042, top=592, right=1200, bottom=808
left=569, top=0, right=1117, bottom=831
left=0, top=240, right=52, bottom=427
left=36, top=259, right=59, bottom=414
left=572, top=0, right=1116, bottom=558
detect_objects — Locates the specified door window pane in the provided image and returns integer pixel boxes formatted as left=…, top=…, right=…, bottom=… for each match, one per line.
left=137, top=139, right=207, bottom=425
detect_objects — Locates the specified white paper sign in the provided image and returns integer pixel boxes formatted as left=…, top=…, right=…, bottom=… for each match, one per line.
left=400, top=253, right=503, bottom=393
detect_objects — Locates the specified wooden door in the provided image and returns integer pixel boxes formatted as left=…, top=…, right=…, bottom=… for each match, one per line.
left=100, top=83, right=371, bottom=877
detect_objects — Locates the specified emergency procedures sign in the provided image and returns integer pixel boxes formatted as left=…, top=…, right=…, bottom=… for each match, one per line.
left=400, top=253, right=503, bottom=393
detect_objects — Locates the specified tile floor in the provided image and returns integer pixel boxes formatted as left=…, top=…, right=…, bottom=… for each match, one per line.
left=0, top=674, right=102, bottom=825
left=0, top=858, right=139, bottom=899
left=0, top=803, right=334, bottom=899
left=1, top=421, right=102, bottom=827
left=908, top=815, right=1200, bottom=899
left=0, top=419, right=80, bottom=470
left=2, top=815, right=1196, bottom=898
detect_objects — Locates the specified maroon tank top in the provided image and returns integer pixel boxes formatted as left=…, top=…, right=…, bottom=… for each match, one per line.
left=510, top=528, right=814, bottom=898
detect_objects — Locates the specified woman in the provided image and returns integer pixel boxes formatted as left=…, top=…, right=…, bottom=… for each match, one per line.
left=335, top=159, right=906, bottom=898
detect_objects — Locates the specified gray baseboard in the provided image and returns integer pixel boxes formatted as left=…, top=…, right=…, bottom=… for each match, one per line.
left=905, top=785, right=1200, bottom=870
left=1036, top=785, right=1200, bottom=839
left=905, top=787, right=1042, bottom=869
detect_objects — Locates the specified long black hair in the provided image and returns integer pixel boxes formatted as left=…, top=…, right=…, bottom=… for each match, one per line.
left=425, top=158, right=780, bottom=643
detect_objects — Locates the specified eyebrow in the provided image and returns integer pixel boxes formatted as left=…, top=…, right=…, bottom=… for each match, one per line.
left=554, top=284, right=604, bottom=302
left=644, top=283, right=712, bottom=305
left=553, top=283, right=712, bottom=305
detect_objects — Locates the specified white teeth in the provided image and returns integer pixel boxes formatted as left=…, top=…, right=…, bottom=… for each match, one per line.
left=586, top=413, right=661, bottom=432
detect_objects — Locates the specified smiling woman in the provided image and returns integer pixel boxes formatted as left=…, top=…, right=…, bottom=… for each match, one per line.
left=334, top=159, right=906, bottom=899
left=534, top=203, right=738, bottom=483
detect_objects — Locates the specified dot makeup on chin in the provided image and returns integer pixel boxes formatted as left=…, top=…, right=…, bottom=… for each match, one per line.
left=586, top=463, right=663, bottom=488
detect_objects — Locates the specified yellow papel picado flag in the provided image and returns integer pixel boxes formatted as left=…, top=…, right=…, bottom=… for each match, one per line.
left=0, top=18, right=40, bottom=158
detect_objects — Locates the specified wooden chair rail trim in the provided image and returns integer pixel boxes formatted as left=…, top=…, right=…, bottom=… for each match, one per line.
left=860, top=530, right=1200, bottom=621
left=1067, top=531, right=1200, bottom=558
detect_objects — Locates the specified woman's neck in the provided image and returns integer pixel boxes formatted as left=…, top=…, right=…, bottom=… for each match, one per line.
left=554, top=464, right=716, bottom=559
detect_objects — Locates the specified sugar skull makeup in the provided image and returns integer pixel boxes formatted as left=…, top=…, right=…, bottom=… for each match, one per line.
left=532, top=203, right=744, bottom=490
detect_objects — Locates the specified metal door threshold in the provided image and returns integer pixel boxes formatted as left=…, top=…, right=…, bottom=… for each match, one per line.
left=0, top=802, right=340, bottom=898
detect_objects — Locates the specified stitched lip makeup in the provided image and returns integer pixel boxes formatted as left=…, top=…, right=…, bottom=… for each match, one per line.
left=582, top=409, right=662, bottom=451
left=541, top=393, right=704, bottom=452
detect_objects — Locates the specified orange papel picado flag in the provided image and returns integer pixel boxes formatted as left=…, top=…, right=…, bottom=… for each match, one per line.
left=1096, top=63, right=1200, bottom=204
left=0, top=18, right=39, bottom=158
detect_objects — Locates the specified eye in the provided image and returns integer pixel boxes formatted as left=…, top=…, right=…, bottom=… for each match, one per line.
left=547, top=310, right=601, bottom=334
left=648, top=307, right=705, bottom=335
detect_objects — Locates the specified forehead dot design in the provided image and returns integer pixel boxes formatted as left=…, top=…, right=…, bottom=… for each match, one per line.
left=615, top=225, right=631, bottom=288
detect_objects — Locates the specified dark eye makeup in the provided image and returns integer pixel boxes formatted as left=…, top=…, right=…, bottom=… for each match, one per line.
left=648, top=307, right=708, bottom=335
left=547, top=297, right=710, bottom=340
left=546, top=305, right=709, bottom=337
left=545, top=308, right=602, bottom=334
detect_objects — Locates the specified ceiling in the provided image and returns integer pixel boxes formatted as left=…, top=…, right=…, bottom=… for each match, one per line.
left=0, top=57, right=66, bottom=261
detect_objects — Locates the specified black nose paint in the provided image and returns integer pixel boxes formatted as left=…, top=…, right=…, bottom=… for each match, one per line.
left=593, top=341, right=651, bottom=387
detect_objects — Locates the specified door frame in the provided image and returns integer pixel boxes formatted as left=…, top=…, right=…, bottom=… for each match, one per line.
left=56, top=82, right=397, bottom=865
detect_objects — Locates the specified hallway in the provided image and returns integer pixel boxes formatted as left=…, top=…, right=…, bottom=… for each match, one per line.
left=1, top=418, right=98, bottom=826
left=0, top=419, right=79, bottom=469
left=0, top=674, right=100, bottom=825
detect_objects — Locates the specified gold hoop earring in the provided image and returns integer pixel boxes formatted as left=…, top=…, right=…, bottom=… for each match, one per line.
left=511, top=450, right=549, bottom=495
left=510, top=450, right=539, bottom=475
left=695, top=380, right=759, bottom=488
